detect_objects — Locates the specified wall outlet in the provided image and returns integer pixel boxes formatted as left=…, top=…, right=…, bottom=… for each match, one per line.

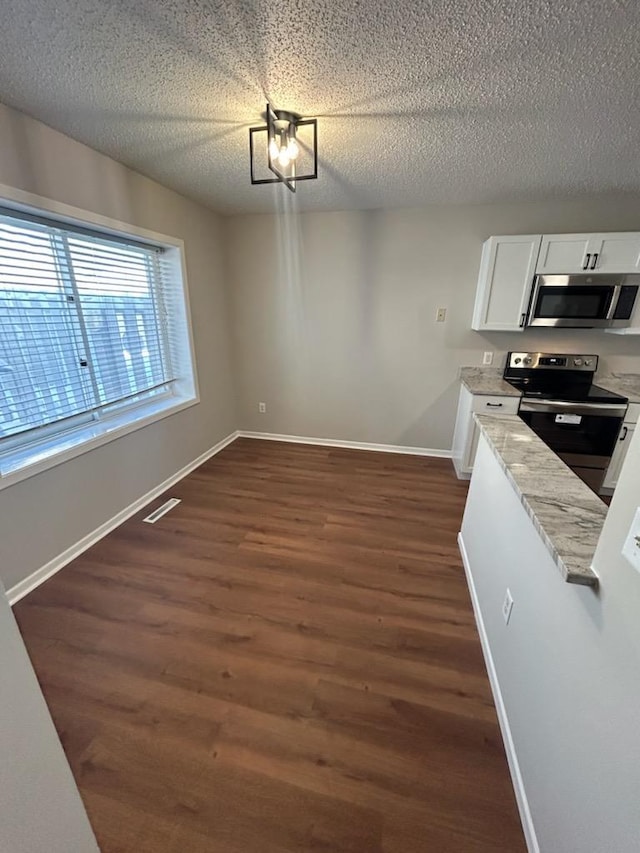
left=502, top=589, right=514, bottom=625
left=483, top=351, right=494, bottom=366
left=258, top=402, right=266, bottom=413
left=436, top=307, right=447, bottom=323
left=622, top=507, right=640, bottom=573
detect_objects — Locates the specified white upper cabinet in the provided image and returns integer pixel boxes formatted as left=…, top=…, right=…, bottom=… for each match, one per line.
left=537, top=233, right=640, bottom=274
left=471, top=235, right=541, bottom=332
left=536, top=234, right=594, bottom=273
left=597, top=234, right=640, bottom=272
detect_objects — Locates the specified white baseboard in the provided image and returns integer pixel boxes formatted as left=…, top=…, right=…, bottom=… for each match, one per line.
left=238, top=430, right=452, bottom=458
left=6, top=431, right=240, bottom=605
left=457, top=532, right=540, bottom=853
left=451, top=456, right=472, bottom=480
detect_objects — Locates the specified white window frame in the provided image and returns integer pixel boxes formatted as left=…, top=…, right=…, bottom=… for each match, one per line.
left=0, top=183, right=200, bottom=490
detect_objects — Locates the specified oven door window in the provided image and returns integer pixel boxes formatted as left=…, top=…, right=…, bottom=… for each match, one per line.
left=519, top=411, right=621, bottom=457
left=534, top=286, right=613, bottom=320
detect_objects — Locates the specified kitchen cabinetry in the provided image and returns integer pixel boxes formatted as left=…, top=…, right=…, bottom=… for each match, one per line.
left=537, top=233, right=640, bottom=274
left=602, top=403, right=640, bottom=491
left=472, top=231, right=640, bottom=333
left=452, top=385, right=520, bottom=478
left=471, top=235, right=541, bottom=332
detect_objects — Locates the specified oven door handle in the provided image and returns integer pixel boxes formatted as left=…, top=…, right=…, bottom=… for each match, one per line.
left=519, top=399, right=628, bottom=418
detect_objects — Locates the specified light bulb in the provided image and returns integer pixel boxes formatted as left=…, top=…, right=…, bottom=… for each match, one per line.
left=287, top=138, right=299, bottom=160
left=277, top=148, right=291, bottom=167
left=269, top=138, right=279, bottom=160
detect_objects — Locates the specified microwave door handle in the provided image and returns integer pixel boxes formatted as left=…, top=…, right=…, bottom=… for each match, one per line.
left=606, top=285, right=622, bottom=321
left=526, top=278, right=543, bottom=325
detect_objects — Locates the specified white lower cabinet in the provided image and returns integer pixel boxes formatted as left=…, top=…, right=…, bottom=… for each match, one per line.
left=452, top=385, right=520, bottom=478
left=602, top=403, right=640, bottom=491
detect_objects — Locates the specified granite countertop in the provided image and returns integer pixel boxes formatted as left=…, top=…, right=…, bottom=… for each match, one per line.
left=474, top=413, right=605, bottom=587
left=596, top=373, right=640, bottom=404
left=459, top=367, right=521, bottom=397
left=461, top=366, right=640, bottom=406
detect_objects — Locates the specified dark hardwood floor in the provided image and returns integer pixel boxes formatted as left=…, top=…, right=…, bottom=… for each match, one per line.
left=14, top=439, right=526, bottom=852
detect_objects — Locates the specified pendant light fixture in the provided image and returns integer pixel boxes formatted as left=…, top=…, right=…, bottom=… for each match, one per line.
left=249, top=104, right=318, bottom=192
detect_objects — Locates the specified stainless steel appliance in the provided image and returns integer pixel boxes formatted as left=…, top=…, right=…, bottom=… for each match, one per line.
left=504, top=352, right=628, bottom=494
left=525, top=274, right=639, bottom=328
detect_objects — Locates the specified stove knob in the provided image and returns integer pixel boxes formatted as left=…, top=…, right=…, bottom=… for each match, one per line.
left=584, top=358, right=593, bottom=366
left=574, top=358, right=583, bottom=367
left=514, top=357, right=521, bottom=364
left=524, top=357, right=532, bottom=365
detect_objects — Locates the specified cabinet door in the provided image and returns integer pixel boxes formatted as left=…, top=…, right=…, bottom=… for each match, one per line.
left=536, top=234, right=598, bottom=273
left=452, top=385, right=473, bottom=478
left=593, top=233, right=640, bottom=273
left=464, top=418, right=482, bottom=472
left=472, top=235, right=541, bottom=331
left=453, top=386, right=521, bottom=478
left=602, top=424, right=635, bottom=490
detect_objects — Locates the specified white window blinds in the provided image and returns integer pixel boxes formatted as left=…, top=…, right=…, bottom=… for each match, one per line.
left=0, top=209, right=177, bottom=442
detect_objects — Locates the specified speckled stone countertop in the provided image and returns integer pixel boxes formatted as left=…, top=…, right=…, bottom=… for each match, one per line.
left=459, top=367, right=521, bottom=397
left=474, top=413, right=605, bottom=587
left=461, top=366, right=640, bottom=406
left=596, top=373, right=640, bottom=404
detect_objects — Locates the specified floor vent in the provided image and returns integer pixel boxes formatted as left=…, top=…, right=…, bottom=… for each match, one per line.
left=143, top=498, right=182, bottom=524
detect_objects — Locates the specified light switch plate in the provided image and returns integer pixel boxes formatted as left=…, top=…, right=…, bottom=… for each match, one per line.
left=622, top=507, right=640, bottom=573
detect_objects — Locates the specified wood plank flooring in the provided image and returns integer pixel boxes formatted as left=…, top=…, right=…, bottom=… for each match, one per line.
left=14, top=439, right=526, bottom=852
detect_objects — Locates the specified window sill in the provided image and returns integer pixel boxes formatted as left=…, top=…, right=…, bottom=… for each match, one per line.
left=0, top=391, right=198, bottom=491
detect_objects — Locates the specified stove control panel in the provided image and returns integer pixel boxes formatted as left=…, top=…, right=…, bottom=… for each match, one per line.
left=506, top=352, right=599, bottom=372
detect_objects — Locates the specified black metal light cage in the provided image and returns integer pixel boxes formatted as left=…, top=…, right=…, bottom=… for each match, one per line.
left=249, top=103, right=318, bottom=193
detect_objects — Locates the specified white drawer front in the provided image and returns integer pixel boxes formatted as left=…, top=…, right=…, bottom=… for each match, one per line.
left=625, top=403, right=640, bottom=425
left=471, top=395, right=520, bottom=415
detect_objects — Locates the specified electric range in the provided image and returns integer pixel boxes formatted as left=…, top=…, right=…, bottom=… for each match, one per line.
left=504, top=352, right=628, bottom=494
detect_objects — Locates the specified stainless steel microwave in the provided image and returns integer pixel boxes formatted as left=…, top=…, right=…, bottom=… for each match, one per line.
left=526, top=274, right=640, bottom=328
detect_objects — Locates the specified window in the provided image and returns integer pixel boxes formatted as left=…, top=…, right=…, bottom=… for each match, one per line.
left=0, top=205, right=197, bottom=483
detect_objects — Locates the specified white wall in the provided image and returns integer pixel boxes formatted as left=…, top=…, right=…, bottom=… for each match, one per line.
left=0, top=576, right=99, bottom=851
left=0, top=102, right=237, bottom=592
left=460, top=431, right=640, bottom=852
left=226, top=202, right=640, bottom=449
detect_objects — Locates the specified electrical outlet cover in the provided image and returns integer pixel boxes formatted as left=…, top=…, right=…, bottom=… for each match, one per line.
left=622, top=507, right=640, bottom=573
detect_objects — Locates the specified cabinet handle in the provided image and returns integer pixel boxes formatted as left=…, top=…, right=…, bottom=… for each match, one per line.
left=620, top=426, right=628, bottom=441
left=486, top=402, right=503, bottom=407
left=583, top=253, right=591, bottom=270
left=590, top=253, right=598, bottom=270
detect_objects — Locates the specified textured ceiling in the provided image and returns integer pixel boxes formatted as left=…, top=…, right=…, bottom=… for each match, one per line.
left=0, top=0, right=639, bottom=214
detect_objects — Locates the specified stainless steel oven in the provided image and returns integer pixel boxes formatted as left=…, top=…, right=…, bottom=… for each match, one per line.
left=526, top=274, right=639, bottom=329
left=504, top=352, right=629, bottom=494
left=517, top=398, right=627, bottom=492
